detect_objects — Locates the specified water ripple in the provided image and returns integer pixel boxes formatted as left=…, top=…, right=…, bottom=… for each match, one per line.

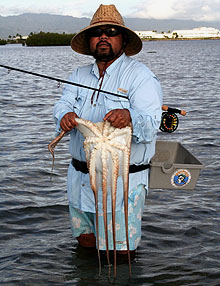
left=0, top=41, right=220, bottom=285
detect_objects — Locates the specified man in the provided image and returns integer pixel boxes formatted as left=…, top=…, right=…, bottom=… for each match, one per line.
left=54, top=4, right=162, bottom=253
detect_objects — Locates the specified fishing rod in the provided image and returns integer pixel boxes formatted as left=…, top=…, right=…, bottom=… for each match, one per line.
left=0, top=64, right=128, bottom=100
left=0, top=63, right=186, bottom=132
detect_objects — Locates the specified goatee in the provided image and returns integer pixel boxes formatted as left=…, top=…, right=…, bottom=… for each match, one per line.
left=91, top=42, right=121, bottom=62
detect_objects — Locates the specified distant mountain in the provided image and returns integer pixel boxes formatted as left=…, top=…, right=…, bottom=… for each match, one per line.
left=124, top=18, right=220, bottom=32
left=0, top=13, right=220, bottom=39
left=0, top=13, right=90, bottom=39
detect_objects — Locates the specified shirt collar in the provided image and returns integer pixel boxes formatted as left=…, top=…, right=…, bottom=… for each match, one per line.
left=91, top=53, right=126, bottom=78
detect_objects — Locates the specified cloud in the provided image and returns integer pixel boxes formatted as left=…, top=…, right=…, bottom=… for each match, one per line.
left=0, top=1, right=86, bottom=17
left=1, top=0, right=220, bottom=21
left=128, top=0, right=220, bottom=21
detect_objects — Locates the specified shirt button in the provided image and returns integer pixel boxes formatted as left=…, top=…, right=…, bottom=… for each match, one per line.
left=82, top=184, right=85, bottom=187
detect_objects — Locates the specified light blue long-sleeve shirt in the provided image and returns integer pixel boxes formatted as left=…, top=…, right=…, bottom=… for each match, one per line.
left=54, top=53, right=163, bottom=213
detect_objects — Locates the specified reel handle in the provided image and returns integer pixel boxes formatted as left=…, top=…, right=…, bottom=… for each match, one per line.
left=162, top=105, right=186, bottom=116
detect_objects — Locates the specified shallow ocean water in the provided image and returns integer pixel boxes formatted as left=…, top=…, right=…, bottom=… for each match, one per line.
left=0, top=40, right=220, bottom=285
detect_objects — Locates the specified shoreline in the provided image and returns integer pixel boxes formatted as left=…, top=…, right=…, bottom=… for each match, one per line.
left=142, top=37, right=220, bottom=41
left=1, top=37, right=220, bottom=47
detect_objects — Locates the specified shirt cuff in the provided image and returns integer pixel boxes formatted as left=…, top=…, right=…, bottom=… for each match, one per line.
left=55, top=110, right=70, bottom=134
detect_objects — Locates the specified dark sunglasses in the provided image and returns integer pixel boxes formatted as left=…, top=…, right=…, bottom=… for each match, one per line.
left=89, top=27, right=121, bottom=37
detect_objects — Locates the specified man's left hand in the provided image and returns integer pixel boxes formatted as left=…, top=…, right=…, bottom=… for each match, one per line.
left=104, top=109, right=131, bottom=129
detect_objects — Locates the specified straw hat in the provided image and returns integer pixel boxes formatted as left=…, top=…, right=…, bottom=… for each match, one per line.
left=71, top=4, right=142, bottom=56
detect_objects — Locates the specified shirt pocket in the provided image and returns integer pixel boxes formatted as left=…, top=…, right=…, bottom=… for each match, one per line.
left=104, top=93, right=130, bottom=113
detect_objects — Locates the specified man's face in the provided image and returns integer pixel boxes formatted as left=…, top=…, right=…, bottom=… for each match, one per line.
left=89, top=26, right=124, bottom=62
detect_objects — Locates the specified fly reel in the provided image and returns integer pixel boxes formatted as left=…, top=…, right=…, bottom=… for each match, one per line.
left=160, top=105, right=186, bottom=133
left=160, top=112, right=179, bottom=133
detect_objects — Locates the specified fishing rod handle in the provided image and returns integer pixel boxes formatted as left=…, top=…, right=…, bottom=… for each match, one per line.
left=162, top=105, right=186, bottom=116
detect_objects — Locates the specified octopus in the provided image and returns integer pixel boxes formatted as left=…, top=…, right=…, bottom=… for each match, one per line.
left=48, top=118, right=132, bottom=278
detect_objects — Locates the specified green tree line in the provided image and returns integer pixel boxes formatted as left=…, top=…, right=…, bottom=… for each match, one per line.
left=0, top=39, right=7, bottom=45
left=26, top=32, right=76, bottom=46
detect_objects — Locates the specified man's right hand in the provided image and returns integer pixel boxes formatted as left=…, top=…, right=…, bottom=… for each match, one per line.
left=60, top=112, right=78, bottom=132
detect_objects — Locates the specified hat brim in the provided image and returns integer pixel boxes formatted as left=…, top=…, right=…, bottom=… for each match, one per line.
left=71, top=22, right=142, bottom=56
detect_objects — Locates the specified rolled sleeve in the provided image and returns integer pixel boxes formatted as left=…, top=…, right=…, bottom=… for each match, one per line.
left=128, top=69, right=163, bottom=143
left=53, top=72, right=78, bottom=134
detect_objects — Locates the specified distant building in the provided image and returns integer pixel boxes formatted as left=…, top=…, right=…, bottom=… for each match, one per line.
left=135, top=30, right=167, bottom=39
left=14, top=35, right=28, bottom=40
left=135, top=27, right=220, bottom=39
left=171, top=27, right=220, bottom=38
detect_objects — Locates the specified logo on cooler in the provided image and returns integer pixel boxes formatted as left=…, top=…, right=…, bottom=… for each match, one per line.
left=171, top=169, right=191, bottom=187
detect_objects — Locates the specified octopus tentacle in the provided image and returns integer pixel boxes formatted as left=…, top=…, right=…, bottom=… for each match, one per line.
left=122, top=148, right=132, bottom=277
left=101, top=145, right=111, bottom=275
left=108, top=127, right=131, bottom=140
left=75, top=118, right=103, bottom=139
left=107, top=146, right=119, bottom=278
left=48, top=130, right=66, bottom=171
left=88, top=146, right=102, bottom=275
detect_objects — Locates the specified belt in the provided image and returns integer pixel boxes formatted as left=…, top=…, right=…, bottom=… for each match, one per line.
left=71, top=158, right=150, bottom=174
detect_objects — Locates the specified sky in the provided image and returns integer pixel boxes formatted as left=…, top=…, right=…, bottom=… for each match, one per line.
left=1, top=0, right=220, bottom=22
